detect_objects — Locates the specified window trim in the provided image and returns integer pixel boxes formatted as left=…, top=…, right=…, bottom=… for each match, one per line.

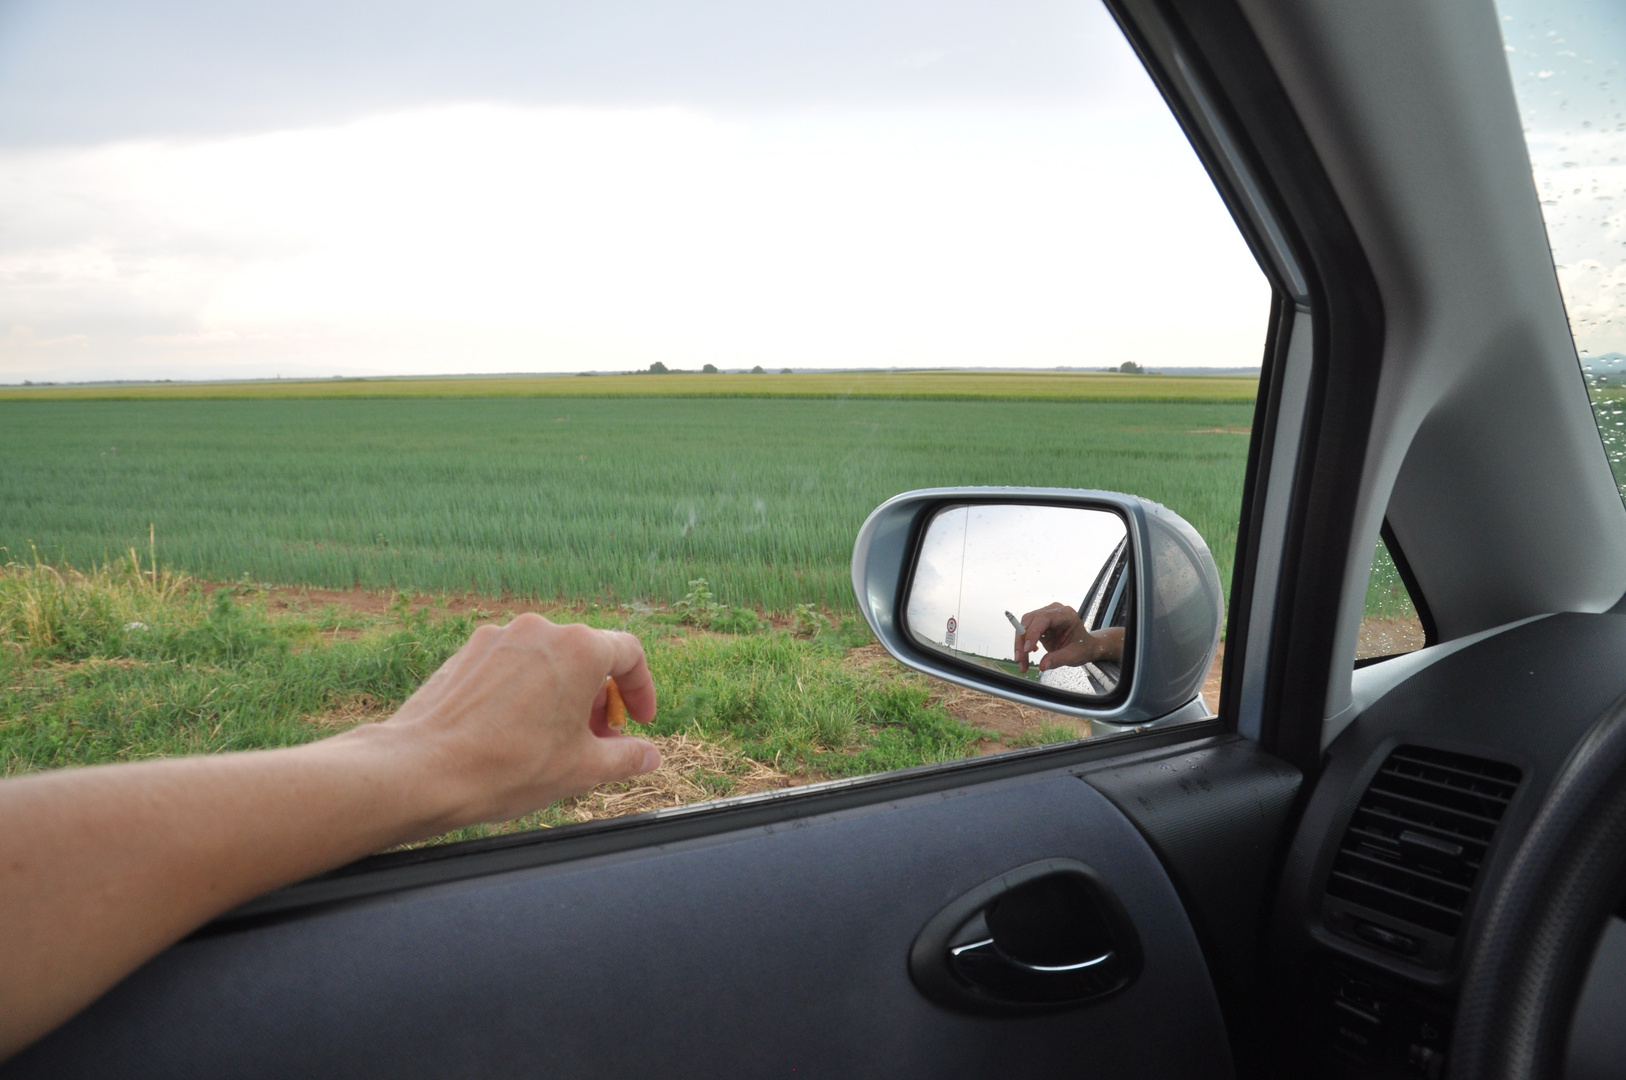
left=1110, top=0, right=1386, bottom=777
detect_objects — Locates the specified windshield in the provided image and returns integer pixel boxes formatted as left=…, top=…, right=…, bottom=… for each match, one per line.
left=1497, top=0, right=1626, bottom=491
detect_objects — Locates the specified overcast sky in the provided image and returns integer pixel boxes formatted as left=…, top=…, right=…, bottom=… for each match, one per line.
left=0, top=0, right=1270, bottom=383
left=906, top=502, right=1124, bottom=661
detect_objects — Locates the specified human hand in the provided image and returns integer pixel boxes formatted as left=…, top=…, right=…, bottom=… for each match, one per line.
left=347, top=614, right=660, bottom=831
left=1015, top=602, right=1119, bottom=672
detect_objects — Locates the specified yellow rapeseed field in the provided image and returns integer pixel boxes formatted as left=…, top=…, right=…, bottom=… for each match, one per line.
left=0, top=369, right=1258, bottom=403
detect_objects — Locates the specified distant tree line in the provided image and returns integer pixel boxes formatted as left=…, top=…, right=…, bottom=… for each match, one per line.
left=644, top=362, right=791, bottom=375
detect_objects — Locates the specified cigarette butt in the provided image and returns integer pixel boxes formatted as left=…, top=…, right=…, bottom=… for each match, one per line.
left=605, top=676, right=627, bottom=732
left=1004, top=610, right=1027, bottom=635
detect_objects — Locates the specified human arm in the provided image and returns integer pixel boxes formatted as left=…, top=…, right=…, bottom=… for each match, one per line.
left=0, top=614, right=659, bottom=1061
left=1014, top=602, right=1125, bottom=673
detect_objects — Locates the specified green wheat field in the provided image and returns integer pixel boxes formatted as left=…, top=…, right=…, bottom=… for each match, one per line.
left=0, top=392, right=1255, bottom=607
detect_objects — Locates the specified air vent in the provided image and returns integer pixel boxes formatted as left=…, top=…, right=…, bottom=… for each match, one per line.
left=1326, top=746, right=1521, bottom=939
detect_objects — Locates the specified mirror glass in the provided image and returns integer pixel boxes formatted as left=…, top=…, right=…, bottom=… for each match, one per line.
left=904, top=503, right=1131, bottom=700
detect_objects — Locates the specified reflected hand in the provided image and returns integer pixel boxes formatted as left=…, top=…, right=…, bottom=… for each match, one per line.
left=1015, top=603, right=1124, bottom=673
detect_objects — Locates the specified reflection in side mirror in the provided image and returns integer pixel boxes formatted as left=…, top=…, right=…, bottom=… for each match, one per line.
left=852, top=487, right=1222, bottom=727
left=904, top=504, right=1132, bottom=703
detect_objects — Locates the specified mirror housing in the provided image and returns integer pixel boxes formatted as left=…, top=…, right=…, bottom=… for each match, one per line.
left=851, top=487, right=1223, bottom=727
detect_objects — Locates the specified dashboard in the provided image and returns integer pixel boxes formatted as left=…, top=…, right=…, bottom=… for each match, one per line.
left=1272, top=613, right=1626, bottom=1079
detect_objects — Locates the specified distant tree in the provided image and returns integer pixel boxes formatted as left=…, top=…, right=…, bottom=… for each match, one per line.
left=648, top=361, right=669, bottom=374
left=702, top=363, right=719, bottom=374
left=751, top=365, right=765, bottom=374
left=1118, top=361, right=1143, bottom=374
left=781, top=368, right=794, bottom=374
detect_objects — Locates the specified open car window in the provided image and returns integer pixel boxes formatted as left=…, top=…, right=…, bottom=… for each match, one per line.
left=0, top=1, right=1269, bottom=843
left=1356, top=534, right=1428, bottom=662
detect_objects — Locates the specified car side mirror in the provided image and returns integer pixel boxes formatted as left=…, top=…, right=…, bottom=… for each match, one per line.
left=850, top=488, right=1223, bottom=728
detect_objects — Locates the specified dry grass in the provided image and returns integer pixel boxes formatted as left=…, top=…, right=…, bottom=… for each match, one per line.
left=0, top=550, right=190, bottom=655
left=547, top=732, right=799, bottom=823
left=305, top=692, right=389, bottom=730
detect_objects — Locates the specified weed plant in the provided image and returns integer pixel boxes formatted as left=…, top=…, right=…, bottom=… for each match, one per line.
left=0, top=560, right=472, bottom=772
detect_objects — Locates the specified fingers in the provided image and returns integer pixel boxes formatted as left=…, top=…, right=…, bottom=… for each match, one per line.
left=601, top=631, right=656, bottom=723
left=555, top=627, right=659, bottom=782
left=587, top=681, right=612, bottom=736
left=1018, top=611, right=1059, bottom=659
left=1016, top=603, right=1086, bottom=669
left=503, top=616, right=653, bottom=723
left=583, top=734, right=662, bottom=786
left=1039, top=641, right=1096, bottom=670
left=1020, top=603, right=1075, bottom=631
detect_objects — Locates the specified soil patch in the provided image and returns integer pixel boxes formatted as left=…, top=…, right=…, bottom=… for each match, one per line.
left=209, top=583, right=520, bottom=619
left=844, top=641, right=1226, bottom=753
left=1357, top=615, right=1427, bottom=660
left=942, top=687, right=1088, bottom=753
left=204, top=582, right=811, bottom=636
left=1201, top=642, right=1223, bottom=715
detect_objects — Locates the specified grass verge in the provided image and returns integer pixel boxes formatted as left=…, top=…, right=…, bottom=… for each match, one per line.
left=0, top=560, right=992, bottom=846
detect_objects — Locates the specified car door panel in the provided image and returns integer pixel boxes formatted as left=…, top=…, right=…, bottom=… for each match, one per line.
left=6, top=768, right=1232, bottom=1079
left=1082, top=734, right=1303, bottom=1063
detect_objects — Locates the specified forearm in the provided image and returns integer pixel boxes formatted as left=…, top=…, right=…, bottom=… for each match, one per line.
left=0, top=614, right=660, bottom=1062
left=0, top=726, right=448, bottom=1058
left=1093, top=626, right=1125, bottom=663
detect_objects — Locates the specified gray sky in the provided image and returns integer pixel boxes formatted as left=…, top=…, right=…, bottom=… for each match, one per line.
left=0, top=0, right=1152, bottom=145
left=1498, top=0, right=1626, bottom=356
left=906, top=503, right=1125, bottom=661
left=0, top=0, right=1271, bottom=382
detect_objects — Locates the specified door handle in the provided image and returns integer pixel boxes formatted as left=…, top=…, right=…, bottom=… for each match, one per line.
left=909, top=858, right=1142, bottom=1015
